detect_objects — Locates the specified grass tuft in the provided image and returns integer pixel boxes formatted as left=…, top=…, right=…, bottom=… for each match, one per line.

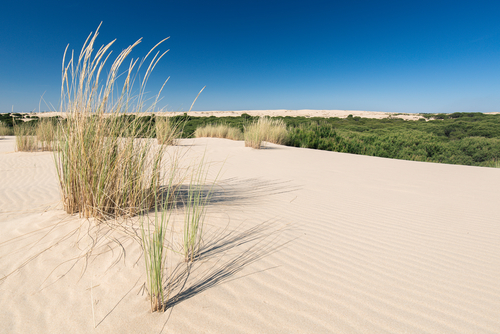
left=37, top=119, right=57, bottom=151
left=140, top=162, right=179, bottom=312
left=0, top=122, right=14, bottom=137
left=183, top=155, right=219, bottom=262
left=14, top=123, right=38, bottom=152
left=194, top=123, right=243, bottom=140
left=244, top=117, right=288, bottom=149
left=156, top=116, right=183, bottom=145
left=54, top=25, right=170, bottom=220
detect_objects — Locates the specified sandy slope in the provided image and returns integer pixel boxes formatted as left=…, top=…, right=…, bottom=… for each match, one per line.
left=1, top=135, right=499, bottom=333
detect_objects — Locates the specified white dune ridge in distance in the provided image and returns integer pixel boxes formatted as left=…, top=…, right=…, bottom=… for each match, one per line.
left=0, top=135, right=499, bottom=333
left=33, top=109, right=426, bottom=121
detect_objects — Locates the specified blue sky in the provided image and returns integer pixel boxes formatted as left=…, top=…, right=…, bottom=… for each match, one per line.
left=1, top=0, right=500, bottom=113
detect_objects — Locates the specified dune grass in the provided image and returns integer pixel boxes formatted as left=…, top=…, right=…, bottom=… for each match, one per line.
left=14, top=123, right=38, bottom=152
left=182, top=156, right=220, bottom=262
left=14, top=118, right=58, bottom=151
left=141, top=199, right=170, bottom=312
left=140, top=160, right=179, bottom=312
left=244, top=117, right=289, bottom=149
left=54, top=25, right=170, bottom=220
left=49, top=25, right=232, bottom=313
left=0, top=122, right=13, bottom=137
left=156, top=116, right=183, bottom=145
left=36, top=118, right=57, bottom=151
left=194, top=123, right=243, bottom=140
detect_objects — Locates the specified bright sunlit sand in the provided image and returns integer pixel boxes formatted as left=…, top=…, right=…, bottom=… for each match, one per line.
left=1, top=134, right=499, bottom=333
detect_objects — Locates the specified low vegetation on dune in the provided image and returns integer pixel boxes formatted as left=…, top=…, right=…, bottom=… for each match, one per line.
left=194, top=123, right=243, bottom=140
left=52, top=26, right=180, bottom=312
left=156, top=116, right=183, bottom=145
left=9, top=110, right=500, bottom=166
left=244, top=116, right=289, bottom=148
left=182, top=155, right=218, bottom=262
left=35, top=119, right=57, bottom=151
left=0, top=121, right=14, bottom=137
left=125, top=111, right=500, bottom=167
left=49, top=26, right=225, bottom=313
left=14, top=124, right=38, bottom=151
left=284, top=113, right=500, bottom=166
left=5, top=115, right=60, bottom=151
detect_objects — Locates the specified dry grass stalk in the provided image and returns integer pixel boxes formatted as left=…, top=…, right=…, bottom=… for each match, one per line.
left=183, top=155, right=220, bottom=262
left=54, top=24, right=170, bottom=220
left=141, top=160, right=179, bottom=312
left=156, top=116, right=182, bottom=145
left=244, top=117, right=289, bottom=149
left=0, top=122, right=13, bottom=137
left=36, top=119, right=57, bottom=151
left=14, top=124, right=38, bottom=152
left=194, top=123, right=243, bottom=140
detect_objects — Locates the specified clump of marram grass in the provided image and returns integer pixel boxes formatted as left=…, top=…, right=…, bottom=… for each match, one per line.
left=14, top=123, right=38, bottom=152
left=13, top=118, right=58, bottom=151
left=194, top=123, right=243, bottom=140
left=183, top=155, right=219, bottom=262
left=54, top=25, right=171, bottom=220
left=36, top=118, right=57, bottom=151
left=0, top=122, right=14, bottom=137
left=244, top=117, right=289, bottom=149
left=156, top=116, right=183, bottom=145
left=141, top=197, right=170, bottom=312
left=140, top=161, right=179, bottom=312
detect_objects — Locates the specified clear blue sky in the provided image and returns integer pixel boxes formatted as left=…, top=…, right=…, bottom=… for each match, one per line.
left=1, top=0, right=500, bottom=113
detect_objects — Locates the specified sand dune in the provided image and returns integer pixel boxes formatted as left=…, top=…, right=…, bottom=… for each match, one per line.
left=1, top=135, right=499, bottom=333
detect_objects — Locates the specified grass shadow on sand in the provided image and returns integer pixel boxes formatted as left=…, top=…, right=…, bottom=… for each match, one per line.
left=162, top=219, right=295, bottom=310
left=1, top=176, right=298, bottom=331
left=164, top=177, right=300, bottom=209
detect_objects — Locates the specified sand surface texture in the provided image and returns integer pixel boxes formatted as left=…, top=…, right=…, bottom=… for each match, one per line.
left=1, top=135, right=499, bottom=333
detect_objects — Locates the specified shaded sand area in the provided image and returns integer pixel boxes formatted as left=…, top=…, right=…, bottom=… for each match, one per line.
left=1, top=135, right=500, bottom=333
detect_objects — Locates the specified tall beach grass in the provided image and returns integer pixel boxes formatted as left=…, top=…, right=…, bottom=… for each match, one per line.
left=140, top=160, right=179, bottom=312
left=50, top=25, right=229, bottom=313
left=156, top=116, right=182, bottom=145
left=194, top=123, right=243, bottom=140
left=0, top=122, right=14, bottom=137
left=53, top=26, right=171, bottom=313
left=183, top=156, right=219, bottom=262
left=36, top=118, right=57, bottom=151
left=14, top=123, right=38, bottom=152
left=14, top=118, right=58, bottom=152
left=54, top=25, right=170, bottom=219
left=244, top=117, right=289, bottom=149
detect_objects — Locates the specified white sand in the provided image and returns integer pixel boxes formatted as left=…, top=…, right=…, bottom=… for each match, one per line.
left=1, top=135, right=500, bottom=333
